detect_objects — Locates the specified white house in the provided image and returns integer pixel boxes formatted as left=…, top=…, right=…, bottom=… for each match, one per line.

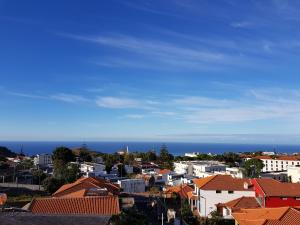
left=34, top=154, right=52, bottom=167
left=288, top=166, right=300, bottom=183
left=80, top=162, right=106, bottom=177
left=187, top=175, right=255, bottom=217
left=174, top=161, right=227, bottom=178
left=118, top=179, right=145, bottom=193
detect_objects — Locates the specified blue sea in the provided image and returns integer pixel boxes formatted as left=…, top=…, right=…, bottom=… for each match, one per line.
left=0, top=141, right=300, bottom=156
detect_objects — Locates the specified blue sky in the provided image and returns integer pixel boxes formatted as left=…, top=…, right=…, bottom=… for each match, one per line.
left=2, top=0, right=300, bottom=143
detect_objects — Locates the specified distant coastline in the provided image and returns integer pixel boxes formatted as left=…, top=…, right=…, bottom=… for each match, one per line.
left=0, top=141, right=299, bottom=156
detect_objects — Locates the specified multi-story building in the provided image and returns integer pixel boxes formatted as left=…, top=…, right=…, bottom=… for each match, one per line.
left=80, top=162, right=106, bottom=177
left=244, top=155, right=300, bottom=172
left=33, top=154, right=52, bottom=167
left=187, top=175, right=255, bottom=217
left=174, top=161, right=226, bottom=178
left=288, top=166, right=300, bottom=183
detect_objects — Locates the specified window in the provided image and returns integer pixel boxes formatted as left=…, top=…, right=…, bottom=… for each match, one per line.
left=216, top=190, right=221, bottom=194
left=281, top=197, right=288, bottom=200
left=228, top=191, right=234, bottom=194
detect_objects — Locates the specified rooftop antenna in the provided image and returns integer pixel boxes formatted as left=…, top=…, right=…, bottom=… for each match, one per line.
left=20, top=144, right=24, bottom=156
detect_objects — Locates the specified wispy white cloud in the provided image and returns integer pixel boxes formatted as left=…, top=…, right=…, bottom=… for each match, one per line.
left=6, top=91, right=47, bottom=99
left=96, top=96, right=140, bottom=109
left=60, top=33, right=252, bottom=71
left=50, top=93, right=89, bottom=103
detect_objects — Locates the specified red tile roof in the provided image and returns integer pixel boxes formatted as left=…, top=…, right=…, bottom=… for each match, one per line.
left=232, top=207, right=300, bottom=225
left=193, top=175, right=253, bottom=191
left=165, top=184, right=193, bottom=199
left=159, top=169, right=172, bottom=175
left=29, top=196, right=120, bottom=216
left=218, top=197, right=261, bottom=212
left=0, top=193, right=7, bottom=205
left=53, top=177, right=120, bottom=197
left=254, top=178, right=300, bottom=197
left=255, top=156, right=300, bottom=161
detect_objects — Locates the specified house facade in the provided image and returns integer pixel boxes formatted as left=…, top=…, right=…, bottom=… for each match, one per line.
left=251, top=178, right=300, bottom=208
left=188, top=175, right=255, bottom=217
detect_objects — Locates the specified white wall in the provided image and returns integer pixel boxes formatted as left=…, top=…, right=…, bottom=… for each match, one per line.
left=288, top=166, right=300, bottom=183
left=119, top=179, right=145, bottom=193
left=199, top=190, right=255, bottom=217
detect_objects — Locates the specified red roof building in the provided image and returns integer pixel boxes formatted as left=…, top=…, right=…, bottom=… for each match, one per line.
left=232, top=207, right=300, bottom=225
left=216, top=196, right=261, bottom=219
left=28, top=177, right=120, bottom=217
left=252, top=178, right=300, bottom=208
left=53, top=177, right=120, bottom=197
left=29, top=196, right=120, bottom=216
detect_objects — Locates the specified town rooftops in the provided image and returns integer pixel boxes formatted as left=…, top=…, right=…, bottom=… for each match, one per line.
left=254, top=155, right=300, bottom=161
left=159, top=169, right=172, bottom=175
left=164, top=184, right=193, bottom=199
left=253, top=178, right=300, bottom=197
left=217, top=196, right=261, bottom=212
left=0, top=213, right=110, bottom=225
left=52, top=177, right=120, bottom=197
left=193, top=175, right=253, bottom=191
left=232, top=207, right=300, bottom=225
left=29, top=196, right=120, bottom=216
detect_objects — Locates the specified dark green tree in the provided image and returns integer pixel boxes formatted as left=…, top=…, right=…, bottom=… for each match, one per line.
left=109, top=207, right=149, bottom=225
left=118, top=164, right=127, bottom=177
left=79, top=149, right=92, bottom=162
left=243, top=158, right=264, bottom=178
left=181, top=200, right=198, bottom=225
left=159, top=144, right=174, bottom=170
left=124, top=153, right=135, bottom=165
left=148, top=175, right=155, bottom=187
left=42, top=177, right=64, bottom=194
left=221, top=152, right=241, bottom=167
left=52, top=146, right=74, bottom=163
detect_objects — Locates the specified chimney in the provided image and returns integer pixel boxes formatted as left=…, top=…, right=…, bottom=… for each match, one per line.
left=244, top=182, right=249, bottom=190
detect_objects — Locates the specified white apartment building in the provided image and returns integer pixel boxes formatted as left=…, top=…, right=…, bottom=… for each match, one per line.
left=245, top=156, right=300, bottom=172
left=34, top=154, right=52, bottom=167
left=288, top=166, right=300, bottom=183
left=188, top=175, right=255, bottom=217
left=174, top=161, right=226, bottom=178
left=118, top=179, right=145, bottom=193
left=80, top=162, right=106, bottom=177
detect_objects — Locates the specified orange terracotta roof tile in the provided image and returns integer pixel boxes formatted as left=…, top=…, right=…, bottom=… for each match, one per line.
left=29, top=196, right=120, bottom=216
left=53, top=177, right=120, bottom=197
left=187, top=191, right=198, bottom=200
left=159, top=169, right=172, bottom=175
left=193, top=175, right=217, bottom=188
left=254, top=178, right=300, bottom=197
left=232, top=207, right=300, bottom=225
left=165, top=184, right=193, bottom=199
left=194, top=175, right=253, bottom=191
left=219, top=197, right=261, bottom=212
left=0, top=193, right=7, bottom=205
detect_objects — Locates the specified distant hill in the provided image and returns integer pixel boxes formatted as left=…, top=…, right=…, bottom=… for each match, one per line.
left=0, top=146, right=17, bottom=158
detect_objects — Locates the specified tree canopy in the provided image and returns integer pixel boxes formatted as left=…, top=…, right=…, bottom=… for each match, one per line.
left=243, top=158, right=264, bottom=178
left=52, top=146, right=75, bottom=163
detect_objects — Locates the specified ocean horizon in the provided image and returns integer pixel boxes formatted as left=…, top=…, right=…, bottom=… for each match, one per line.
left=1, top=141, right=299, bottom=156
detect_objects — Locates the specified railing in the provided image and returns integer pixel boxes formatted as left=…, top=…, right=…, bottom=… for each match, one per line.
left=0, top=183, right=43, bottom=191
